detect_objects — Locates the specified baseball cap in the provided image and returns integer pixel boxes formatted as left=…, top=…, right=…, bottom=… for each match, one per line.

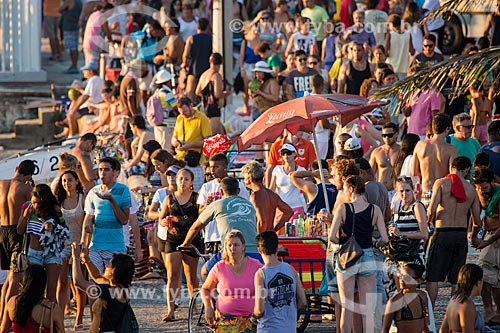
left=80, top=62, right=98, bottom=72
left=166, top=166, right=180, bottom=175
left=279, top=143, right=297, bottom=153
left=343, top=137, right=361, bottom=151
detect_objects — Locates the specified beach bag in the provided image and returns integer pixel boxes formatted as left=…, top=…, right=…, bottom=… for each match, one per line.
left=381, top=236, right=421, bottom=263
left=146, top=91, right=164, bottom=127
left=336, top=203, right=364, bottom=270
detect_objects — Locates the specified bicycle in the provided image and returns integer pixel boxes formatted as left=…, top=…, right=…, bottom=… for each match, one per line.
left=177, top=246, right=214, bottom=333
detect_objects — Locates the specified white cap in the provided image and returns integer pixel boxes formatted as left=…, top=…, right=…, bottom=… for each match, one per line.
left=343, top=137, right=362, bottom=151
left=279, top=143, right=297, bottom=153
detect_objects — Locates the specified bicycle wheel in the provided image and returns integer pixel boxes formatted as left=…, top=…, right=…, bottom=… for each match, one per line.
left=188, top=291, right=212, bottom=333
left=296, top=310, right=310, bottom=332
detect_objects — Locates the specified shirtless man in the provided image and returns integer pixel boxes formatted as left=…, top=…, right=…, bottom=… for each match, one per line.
left=471, top=166, right=500, bottom=323
left=70, top=132, right=97, bottom=194
left=0, top=160, right=35, bottom=319
left=370, top=122, right=400, bottom=193
left=412, top=114, right=457, bottom=207
left=290, top=159, right=338, bottom=214
left=241, top=161, right=293, bottom=233
left=425, top=156, right=481, bottom=307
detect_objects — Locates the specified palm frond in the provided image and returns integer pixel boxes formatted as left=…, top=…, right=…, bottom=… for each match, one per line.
left=420, top=0, right=495, bottom=23
left=372, top=46, right=500, bottom=110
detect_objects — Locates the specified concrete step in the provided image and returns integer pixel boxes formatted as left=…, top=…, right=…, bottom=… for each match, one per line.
left=0, top=106, right=61, bottom=150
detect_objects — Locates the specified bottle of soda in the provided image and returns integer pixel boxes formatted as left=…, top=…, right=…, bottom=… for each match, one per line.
left=297, top=214, right=305, bottom=237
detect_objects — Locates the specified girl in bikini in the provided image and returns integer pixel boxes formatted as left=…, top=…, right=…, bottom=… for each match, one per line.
left=470, top=82, right=492, bottom=146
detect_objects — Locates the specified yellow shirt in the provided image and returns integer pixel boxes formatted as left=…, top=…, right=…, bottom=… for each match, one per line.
left=173, top=110, right=212, bottom=163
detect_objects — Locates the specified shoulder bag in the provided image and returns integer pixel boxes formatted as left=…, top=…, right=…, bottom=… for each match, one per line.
left=336, top=203, right=364, bottom=270
left=16, top=232, right=29, bottom=272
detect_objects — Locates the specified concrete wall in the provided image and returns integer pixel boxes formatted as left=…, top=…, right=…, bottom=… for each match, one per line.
left=0, top=90, right=42, bottom=133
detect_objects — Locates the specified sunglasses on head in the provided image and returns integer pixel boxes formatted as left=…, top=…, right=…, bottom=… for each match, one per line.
left=382, top=133, right=394, bottom=138
left=396, top=176, right=413, bottom=185
left=281, top=150, right=294, bottom=156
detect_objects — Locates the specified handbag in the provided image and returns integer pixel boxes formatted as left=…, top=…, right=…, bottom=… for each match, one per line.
left=381, top=236, right=422, bottom=263
left=336, top=203, right=364, bottom=270
left=380, top=202, right=423, bottom=263
left=16, top=232, right=29, bottom=272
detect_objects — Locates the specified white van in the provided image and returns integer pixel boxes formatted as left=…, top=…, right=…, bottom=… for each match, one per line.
left=439, top=0, right=494, bottom=54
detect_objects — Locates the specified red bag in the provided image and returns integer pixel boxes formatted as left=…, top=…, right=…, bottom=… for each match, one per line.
left=203, top=134, right=232, bottom=157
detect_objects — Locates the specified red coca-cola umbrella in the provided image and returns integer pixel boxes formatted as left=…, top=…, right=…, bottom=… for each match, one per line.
left=237, top=94, right=388, bottom=212
left=237, top=94, right=388, bottom=151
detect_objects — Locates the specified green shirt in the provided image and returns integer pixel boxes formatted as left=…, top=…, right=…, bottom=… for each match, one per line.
left=198, top=196, right=258, bottom=253
left=447, top=135, right=480, bottom=179
left=267, top=54, right=282, bottom=71
left=301, top=6, right=330, bottom=41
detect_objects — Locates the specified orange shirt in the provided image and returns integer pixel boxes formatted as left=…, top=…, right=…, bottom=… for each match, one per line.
left=267, top=137, right=317, bottom=169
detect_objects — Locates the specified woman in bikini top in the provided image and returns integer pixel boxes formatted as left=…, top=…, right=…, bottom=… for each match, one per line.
left=383, top=263, right=432, bottom=333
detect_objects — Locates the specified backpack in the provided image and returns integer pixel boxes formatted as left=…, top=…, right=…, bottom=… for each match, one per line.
left=146, top=91, right=164, bottom=127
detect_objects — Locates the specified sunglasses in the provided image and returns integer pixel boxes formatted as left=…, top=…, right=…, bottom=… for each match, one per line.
left=382, top=133, right=394, bottom=138
left=297, top=57, right=307, bottom=62
left=308, top=61, right=318, bottom=65
left=261, top=17, right=270, bottom=20
left=423, top=44, right=434, bottom=48
left=459, top=124, right=474, bottom=130
left=281, top=150, right=294, bottom=156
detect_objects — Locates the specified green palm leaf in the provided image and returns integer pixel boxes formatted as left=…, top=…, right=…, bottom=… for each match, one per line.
left=421, top=0, right=495, bottom=22
left=371, top=46, right=500, bottom=110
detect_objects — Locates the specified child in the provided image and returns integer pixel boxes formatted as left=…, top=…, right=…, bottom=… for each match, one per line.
left=253, top=231, right=306, bottom=332
left=470, top=81, right=492, bottom=145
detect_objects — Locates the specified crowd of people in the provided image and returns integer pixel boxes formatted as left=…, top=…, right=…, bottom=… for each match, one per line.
left=2, top=0, right=500, bottom=332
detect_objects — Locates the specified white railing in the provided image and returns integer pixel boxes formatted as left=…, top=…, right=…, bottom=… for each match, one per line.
left=0, top=0, right=46, bottom=82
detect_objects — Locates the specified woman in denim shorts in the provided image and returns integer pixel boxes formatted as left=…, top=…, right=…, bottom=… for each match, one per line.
left=17, top=184, right=69, bottom=302
left=329, top=175, right=389, bottom=333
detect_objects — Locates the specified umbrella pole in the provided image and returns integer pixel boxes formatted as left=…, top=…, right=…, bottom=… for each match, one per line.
left=310, top=118, right=331, bottom=214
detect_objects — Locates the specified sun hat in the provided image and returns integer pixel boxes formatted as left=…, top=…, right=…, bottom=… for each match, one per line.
left=155, top=69, right=175, bottom=84
left=252, top=61, right=273, bottom=74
